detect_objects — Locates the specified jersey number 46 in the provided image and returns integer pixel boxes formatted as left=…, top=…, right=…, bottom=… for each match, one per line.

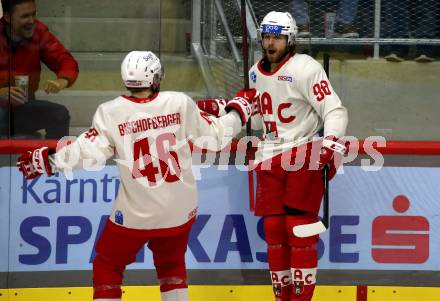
left=131, top=133, right=181, bottom=186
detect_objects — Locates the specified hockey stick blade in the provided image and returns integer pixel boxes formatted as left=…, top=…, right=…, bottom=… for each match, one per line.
left=292, top=221, right=327, bottom=238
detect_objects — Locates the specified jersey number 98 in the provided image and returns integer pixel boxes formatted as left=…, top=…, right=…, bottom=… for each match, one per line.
left=313, top=80, right=331, bottom=102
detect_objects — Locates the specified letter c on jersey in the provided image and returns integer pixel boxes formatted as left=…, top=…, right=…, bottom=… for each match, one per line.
left=278, top=102, right=295, bottom=123
left=305, top=274, right=314, bottom=285
left=292, top=268, right=316, bottom=285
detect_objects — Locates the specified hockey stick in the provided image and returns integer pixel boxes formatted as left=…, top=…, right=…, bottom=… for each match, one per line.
left=240, top=0, right=255, bottom=211
left=293, top=53, right=330, bottom=237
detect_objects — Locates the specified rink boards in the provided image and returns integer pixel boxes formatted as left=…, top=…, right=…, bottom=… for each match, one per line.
left=1, top=162, right=440, bottom=300
left=1, top=165, right=440, bottom=272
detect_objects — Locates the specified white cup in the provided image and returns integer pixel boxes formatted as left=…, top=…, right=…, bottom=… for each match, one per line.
left=15, top=75, right=29, bottom=102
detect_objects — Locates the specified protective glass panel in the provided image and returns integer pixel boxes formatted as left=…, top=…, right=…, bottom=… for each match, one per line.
left=249, top=0, right=440, bottom=140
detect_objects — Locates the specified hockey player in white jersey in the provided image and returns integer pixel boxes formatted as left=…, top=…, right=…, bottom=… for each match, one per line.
left=16, top=51, right=257, bottom=301
left=251, top=11, right=348, bottom=301
left=199, top=11, right=348, bottom=301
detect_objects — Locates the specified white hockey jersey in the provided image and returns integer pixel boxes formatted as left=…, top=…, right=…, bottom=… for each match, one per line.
left=249, top=53, right=348, bottom=164
left=50, top=91, right=242, bottom=230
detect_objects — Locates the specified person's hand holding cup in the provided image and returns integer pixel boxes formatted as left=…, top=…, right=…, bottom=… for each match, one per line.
left=13, top=75, right=29, bottom=106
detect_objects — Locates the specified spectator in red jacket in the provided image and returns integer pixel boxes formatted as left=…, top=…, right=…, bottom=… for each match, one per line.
left=0, top=0, right=79, bottom=139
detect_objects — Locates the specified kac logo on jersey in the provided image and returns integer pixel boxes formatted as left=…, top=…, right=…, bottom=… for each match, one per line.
left=272, top=283, right=282, bottom=297
left=250, top=71, right=257, bottom=83
left=294, top=281, right=304, bottom=295
left=278, top=75, right=293, bottom=83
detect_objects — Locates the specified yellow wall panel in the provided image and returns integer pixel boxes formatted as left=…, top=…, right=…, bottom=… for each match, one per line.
left=0, top=290, right=9, bottom=301
left=3, top=285, right=439, bottom=301
left=313, top=285, right=357, bottom=301
left=1, top=285, right=356, bottom=301
left=6, top=287, right=92, bottom=301
left=368, top=286, right=440, bottom=301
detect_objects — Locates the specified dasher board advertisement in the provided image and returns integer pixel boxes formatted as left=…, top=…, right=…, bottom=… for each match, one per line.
left=0, top=165, right=439, bottom=272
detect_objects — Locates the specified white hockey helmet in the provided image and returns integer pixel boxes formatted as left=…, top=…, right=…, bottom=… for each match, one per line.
left=258, top=11, right=298, bottom=46
left=121, top=51, right=164, bottom=88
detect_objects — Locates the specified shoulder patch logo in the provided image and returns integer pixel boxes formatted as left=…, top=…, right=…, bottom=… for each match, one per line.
left=250, top=71, right=257, bottom=83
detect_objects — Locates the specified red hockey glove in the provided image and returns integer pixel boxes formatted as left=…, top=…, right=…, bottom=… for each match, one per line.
left=17, top=147, right=54, bottom=179
left=197, top=98, right=228, bottom=117
left=318, top=136, right=348, bottom=179
left=225, top=89, right=260, bottom=126
left=234, top=88, right=260, bottom=116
